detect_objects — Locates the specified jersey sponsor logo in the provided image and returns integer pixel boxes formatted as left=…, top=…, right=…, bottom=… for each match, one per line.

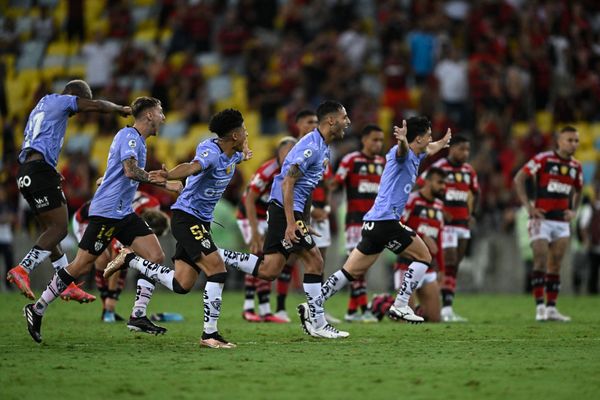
left=417, top=224, right=439, bottom=238
left=359, top=165, right=367, bottom=175
left=551, top=165, right=559, bottom=175
left=201, top=150, right=209, bottom=158
left=547, top=180, right=572, bottom=194
left=358, top=181, right=380, bottom=194
left=404, top=183, right=412, bottom=194
left=385, top=239, right=403, bottom=252
left=362, top=221, right=375, bottom=231
left=34, top=196, right=49, bottom=208
left=445, top=189, right=469, bottom=202
left=128, top=139, right=136, bottom=148
left=17, top=175, right=31, bottom=188
left=304, top=149, right=312, bottom=158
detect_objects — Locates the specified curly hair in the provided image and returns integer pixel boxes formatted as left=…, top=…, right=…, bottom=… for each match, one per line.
left=208, top=108, right=244, bottom=138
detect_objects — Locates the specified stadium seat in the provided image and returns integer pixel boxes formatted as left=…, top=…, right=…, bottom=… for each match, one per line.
left=535, top=111, right=553, bottom=133
left=511, top=122, right=530, bottom=139
left=161, top=121, right=188, bottom=140
left=91, top=136, right=114, bottom=172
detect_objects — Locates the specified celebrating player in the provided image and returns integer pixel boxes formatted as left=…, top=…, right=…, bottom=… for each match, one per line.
left=513, top=126, right=582, bottom=322
left=315, top=116, right=452, bottom=332
left=395, top=167, right=447, bottom=322
left=104, top=108, right=252, bottom=349
left=416, top=135, right=479, bottom=322
left=9, top=80, right=131, bottom=301
left=220, top=101, right=351, bottom=339
left=332, top=124, right=385, bottom=322
left=236, top=136, right=297, bottom=323
left=23, top=97, right=181, bottom=343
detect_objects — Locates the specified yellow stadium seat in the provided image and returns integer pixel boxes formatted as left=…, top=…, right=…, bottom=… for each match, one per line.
left=215, top=98, right=237, bottom=111
left=511, top=122, right=530, bottom=138
left=66, top=63, right=85, bottom=78
left=134, top=27, right=158, bottom=44
left=535, top=110, right=553, bottom=133
left=165, top=111, right=184, bottom=123
left=244, top=111, right=260, bottom=136
left=576, top=149, right=598, bottom=163
left=201, top=63, right=220, bottom=79
left=149, top=137, right=174, bottom=168
left=408, top=87, right=422, bottom=109
left=231, top=76, right=248, bottom=112
left=188, top=123, right=210, bottom=141
left=590, top=123, right=600, bottom=139
left=46, top=40, right=74, bottom=56
left=167, top=52, right=187, bottom=70
left=91, top=136, right=114, bottom=173
left=129, top=90, right=151, bottom=104
left=378, top=107, right=393, bottom=136
left=172, top=136, right=198, bottom=163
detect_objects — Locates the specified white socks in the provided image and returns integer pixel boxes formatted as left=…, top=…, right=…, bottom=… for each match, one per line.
left=128, top=256, right=174, bottom=291
left=303, top=274, right=326, bottom=329
left=20, top=246, right=51, bottom=273
left=34, top=268, right=74, bottom=315
left=51, top=254, right=69, bottom=271
left=321, top=269, right=351, bottom=302
left=131, top=279, right=155, bottom=318
left=219, top=249, right=260, bottom=275
left=203, top=281, right=223, bottom=334
left=393, top=261, right=428, bottom=308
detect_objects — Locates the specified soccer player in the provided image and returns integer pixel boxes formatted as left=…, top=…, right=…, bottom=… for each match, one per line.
left=416, top=135, right=479, bottom=322
left=513, top=126, right=582, bottom=321
left=332, top=124, right=385, bottom=322
left=104, top=108, right=252, bottom=349
left=23, top=97, right=181, bottom=343
left=395, top=167, right=447, bottom=322
left=236, top=136, right=297, bottom=323
left=314, top=116, right=452, bottom=332
left=8, top=79, right=131, bottom=301
left=220, top=101, right=351, bottom=339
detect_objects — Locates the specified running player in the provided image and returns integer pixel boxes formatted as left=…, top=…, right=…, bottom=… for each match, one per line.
left=23, top=97, right=181, bottom=343
left=236, top=136, right=297, bottom=323
left=9, top=80, right=131, bottom=301
left=220, top=101, right=351, bottom=339
left=513, top=126, right=582, bottom=322
left=315, top=116, right=452, bottom=332
left=395, top=167, right=446, bottom=322
left=104, top=108, right=252, bottom=349
left=416, top=135, right=479, bottom=322
left=332, top=124, right=385, bottom=322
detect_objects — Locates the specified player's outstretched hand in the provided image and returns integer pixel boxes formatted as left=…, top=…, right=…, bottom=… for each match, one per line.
left=119, top=106, right=132, bottom=117
left=441, top=128, right=452, bottom=147
left=165, top=181, right=183, bottom=194
left=393, top=120, right=407, bottom=144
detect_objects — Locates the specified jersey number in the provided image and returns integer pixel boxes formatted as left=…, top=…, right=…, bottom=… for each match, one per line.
left=190, top=224, right=208, bottom=240
left=24, top=112, right=45, bottom=148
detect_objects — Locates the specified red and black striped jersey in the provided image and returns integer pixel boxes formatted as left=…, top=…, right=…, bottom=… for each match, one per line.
left=417, top=157, right=479, bottom=228
left=401, top=191, right=445, bottom=271
left=521, top=151, right=583, bottom=221
left=237, top=158, right=280, bottom=220
left=311, top=164, right=333, bottom=208
left=335, top=151, right=386, bottom=226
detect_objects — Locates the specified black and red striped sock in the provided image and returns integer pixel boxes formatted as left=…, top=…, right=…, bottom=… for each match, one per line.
left=531, top=270, right=545, bottom=305
left=545, top=273, right=560, bottom=307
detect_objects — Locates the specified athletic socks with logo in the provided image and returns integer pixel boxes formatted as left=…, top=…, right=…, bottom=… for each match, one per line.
left=34, top=268, right=75, bottom=315
left=131, top=278, right=155, bottom=318
left=125, top=254, right=174, bottom=291
left=304, top=274, right=327, bottom=329
left=321, top=269, right=354, bottom=302
left=19, top=246, right=52, bottom=273
left=393, top=261, right=429, bottom=308
left=203, top=273, right=227, bottom=334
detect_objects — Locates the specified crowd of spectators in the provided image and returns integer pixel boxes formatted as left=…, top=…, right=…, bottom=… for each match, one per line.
left=1, top=0, right=600, bottom=235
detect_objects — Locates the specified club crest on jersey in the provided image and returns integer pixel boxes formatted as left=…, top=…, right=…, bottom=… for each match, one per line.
left=368, top=164, right=375, bottom=174
left=128, top=139, right=136, bottom=148
left=201, top=150, right=209, bottom=158
left=455, top=173, right=463, bottom=182
left=570, top=168, right=577, bottom=179
left=304, top=149, right=312, bottom=158
left=226, top=165, right=232, bottom=174
left=560, top=166, right=568, bottom=175
left=201, top=239, right=211, bottom=248
left=305, top=235, right=313, bottom=245
left=428, top=209, right=435, bottom=219
left=94, top=241, right=103, bottom=252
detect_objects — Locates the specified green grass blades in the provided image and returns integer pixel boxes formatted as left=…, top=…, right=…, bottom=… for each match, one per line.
left=1, top=292, right=599, bottom=400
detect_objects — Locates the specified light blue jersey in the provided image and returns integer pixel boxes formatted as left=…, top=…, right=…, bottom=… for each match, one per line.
left=89, top=127, right=147, bottom=219
left=172, top=139, right=243, bottom=221
left=270, top=128, right=330, bottom=213
left=18, top=94, right=79, bottom=167
left=363, top=146, right=427, bottom=221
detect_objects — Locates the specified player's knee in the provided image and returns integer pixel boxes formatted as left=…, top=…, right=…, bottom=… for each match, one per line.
left=260, top=269, right=279, bottom=281
left=172, top=278, right=191, bottom=294
left=147, top=249, right=165, bottom=264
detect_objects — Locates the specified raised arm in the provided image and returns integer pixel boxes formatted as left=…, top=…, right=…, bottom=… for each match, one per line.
left=76, top=98, right=131, bottom=117
left=394, top=120, right=409, bottom=158
left=282, top=164, right=302, bottom=244
left=426, top=128, right=452, bottom=156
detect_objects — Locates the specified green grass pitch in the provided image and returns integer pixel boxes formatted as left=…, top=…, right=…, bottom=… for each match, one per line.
left=1, top=292, right=599, bottom=400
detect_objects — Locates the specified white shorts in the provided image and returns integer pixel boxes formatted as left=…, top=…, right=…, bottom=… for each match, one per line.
left=311, top=218, right=331, bottom=248
left=394, top=269, right=437, bottom=291
left=237, top=219, right=268, bottom=245
left=441, top=225, right=471, bottom=249
left=344, top=225, right=363, bottom=253
left=528, top=219, right=570, bottom=243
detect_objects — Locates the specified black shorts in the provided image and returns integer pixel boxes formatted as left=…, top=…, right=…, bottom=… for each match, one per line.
left=171, top=210, right=218, bottom=271
left=356, top=220, right=416, bottom=255
left=263, top=202, right=315, bottom=258
left=17, top=160, right=66, bottom=214
left=79, top=213, right=153, bottom=256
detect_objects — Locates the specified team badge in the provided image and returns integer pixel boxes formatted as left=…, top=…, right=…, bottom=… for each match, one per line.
left=201, top=150, right=209, bottom=158
left=304, top=149, right=312, bottom=158
left=226, top=165, right=232, bottom=174
left=128, top=139, right=137, bottom=148
left=94, top=241, right=103, bottom=252
left=455, top=173, right=463, bottom=182
left=570, top=168, right=577, bottom=179
left=428, top=209, right=435, bottom=218
left=560, top=165, right=568, bottom=175
left=368, top=164, right=375, bottom=174
left=201, top=239, right=211, bottom=249
left=305, top=235, right=313, bottom=245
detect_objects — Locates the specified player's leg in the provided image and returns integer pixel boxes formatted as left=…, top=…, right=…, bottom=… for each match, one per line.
left=274, top=254, right=296, bottom=322
left=440, top=226, right=459, bottom=321
left=545, top=235, right=571, bottom=321
left=530, top=239, right=550, bottom=320
left=416, top=277, right=441, bottom=322
left=236, top=219, right=261, bottom=321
